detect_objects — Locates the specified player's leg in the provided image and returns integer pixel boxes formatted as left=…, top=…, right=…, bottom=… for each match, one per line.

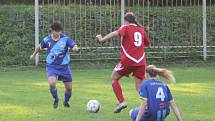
left=129, top=108, right=147, bottom=121
left=112, top=70, right=127, bottom=113
left=63, top=81, right=72, bottom=107
left=112, top=62, right=130, bottom=113
left=58, top=65, right=73, bottom=107
left=111, top=70, right=123, bottom=103
left=48, top=76, right=59, bottom=109
left=129, top=108, right=141, bottom=121
left=134, top=76, right=142, bottom=92
left=132, top=65, right=146, bottom=92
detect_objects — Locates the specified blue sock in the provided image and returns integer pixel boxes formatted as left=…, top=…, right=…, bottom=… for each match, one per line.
left=50, top=88, right=59, bottom=101
left=64, top=91, right=71, bottom=103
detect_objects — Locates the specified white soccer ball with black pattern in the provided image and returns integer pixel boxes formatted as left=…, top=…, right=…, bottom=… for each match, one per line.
left=87, top=100, right=100, bottom=113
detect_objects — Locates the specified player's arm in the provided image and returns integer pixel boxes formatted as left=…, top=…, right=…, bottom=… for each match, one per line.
left=30, top=45, right=42, bottom=60
left=66, top=37, right=79, bottom=52
left=67, top=37, right=79, bottom=52
left=135, top=99, right=147, bottom=121
left=96, top=31, right=119, bottom=42
left=170, top=100, right=183, bottom=121
left=143, top=31, right=151, bottom=48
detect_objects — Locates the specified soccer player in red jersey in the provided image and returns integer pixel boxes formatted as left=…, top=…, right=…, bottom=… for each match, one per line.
left=96, top=12, right=151, bottom=113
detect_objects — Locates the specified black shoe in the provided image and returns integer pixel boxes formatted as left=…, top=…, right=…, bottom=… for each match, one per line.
left=114, top=103, right=127, bottom=113
left=53, top=99, right=59, bottom=109
left=63, top=102, right=70, bottom=107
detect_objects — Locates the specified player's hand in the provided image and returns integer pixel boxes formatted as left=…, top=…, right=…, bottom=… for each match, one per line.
left=96, top=35, right=103, bottom=42
left=145, top=26, right=150, bottom=31
left=72, top=45, right=79, bottom=52
left=30, top=54, right=35, bottom=60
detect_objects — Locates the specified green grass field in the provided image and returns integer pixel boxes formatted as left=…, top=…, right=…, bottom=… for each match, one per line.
left=0, top=66, right=215, bottom=121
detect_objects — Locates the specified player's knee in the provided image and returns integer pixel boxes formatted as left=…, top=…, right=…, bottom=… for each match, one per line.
left=129, top=109, right=133, bottom=117
left=111, top=75, right=116, bottom=80
left=111, top=71, right=121, bottom=80
left=112, top=80, right=118, bottom=86
left=65, top=87, right=72, bottom=92
left=49, top=83, right=56, bottom=89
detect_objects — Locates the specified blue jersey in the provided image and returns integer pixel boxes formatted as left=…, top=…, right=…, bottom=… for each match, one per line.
left=40, top=34, right=76, bottom=65
left=139, top=79, right=173, bottom=121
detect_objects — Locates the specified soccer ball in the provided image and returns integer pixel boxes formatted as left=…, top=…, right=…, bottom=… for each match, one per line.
left=87, top=100, right=100, bottom=113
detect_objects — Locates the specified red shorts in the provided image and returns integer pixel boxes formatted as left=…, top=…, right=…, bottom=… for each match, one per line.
left=114, top=61, right=146, bottom=80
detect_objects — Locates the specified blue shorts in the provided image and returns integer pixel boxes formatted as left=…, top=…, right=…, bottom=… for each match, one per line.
left=46, top=64, right=72, bottom=82
left=130, top=108, right=169, bottom=121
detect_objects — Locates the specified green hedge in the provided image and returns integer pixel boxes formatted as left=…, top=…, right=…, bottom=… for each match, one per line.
left=0, top=5, right=214, bottom=66
left=0, top=5, right=35, bottom=65
left=1, top=0, right=212, bottom=6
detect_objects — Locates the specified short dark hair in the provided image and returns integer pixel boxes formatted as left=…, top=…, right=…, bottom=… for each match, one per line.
left=50, top=21, right=63, bottom=32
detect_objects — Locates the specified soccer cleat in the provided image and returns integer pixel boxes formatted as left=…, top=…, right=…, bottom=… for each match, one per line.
left=53, top=99, right=59, bottom=109
left=114, top=102, right=127, bottom=113
left=63, top=102, right=70, bottom=107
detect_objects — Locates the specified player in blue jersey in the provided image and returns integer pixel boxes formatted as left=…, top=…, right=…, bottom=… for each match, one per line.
left=130, top=65, right=183, bottom=121
left=30, top=21, right=78, bottom=109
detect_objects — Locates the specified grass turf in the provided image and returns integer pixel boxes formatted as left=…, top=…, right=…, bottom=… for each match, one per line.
left=0, top=66, right=214, bottom=121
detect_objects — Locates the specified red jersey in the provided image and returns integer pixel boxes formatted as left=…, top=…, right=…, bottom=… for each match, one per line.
left=117, top=24, right=150, bottom=66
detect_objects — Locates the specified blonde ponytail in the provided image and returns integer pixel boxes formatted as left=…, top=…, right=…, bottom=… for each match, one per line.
left=146, top=65, right=176, bottom=83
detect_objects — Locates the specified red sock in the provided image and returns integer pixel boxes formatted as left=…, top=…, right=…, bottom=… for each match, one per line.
left=112, top=80, right=124, bottom=103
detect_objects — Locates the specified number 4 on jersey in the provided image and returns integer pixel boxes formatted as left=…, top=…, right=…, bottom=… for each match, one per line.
left=156, top=87, right=165, bottom=101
